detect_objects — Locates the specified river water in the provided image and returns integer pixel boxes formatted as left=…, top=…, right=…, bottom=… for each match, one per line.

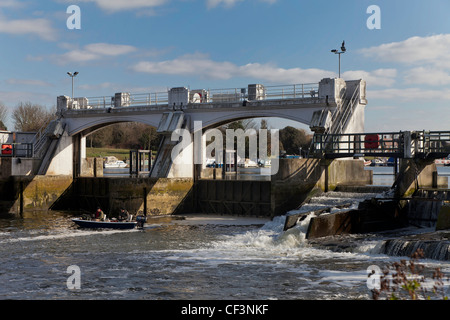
left=0, top=167, right=449, bottom=302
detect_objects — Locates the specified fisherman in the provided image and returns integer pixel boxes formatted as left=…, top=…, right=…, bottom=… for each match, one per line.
left=118, top=208, right=130, bottom=221
left=94, top=207, right=105, bottom=221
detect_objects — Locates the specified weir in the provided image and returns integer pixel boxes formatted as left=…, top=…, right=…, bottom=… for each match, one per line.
left=1, top=76, right=450, bottom=245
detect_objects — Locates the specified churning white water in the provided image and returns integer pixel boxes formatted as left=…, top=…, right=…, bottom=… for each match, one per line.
left=0, top=190, right=449, bottom=300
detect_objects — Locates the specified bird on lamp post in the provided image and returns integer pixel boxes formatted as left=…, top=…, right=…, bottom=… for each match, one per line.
left=331, top=41, right=346, bottom=78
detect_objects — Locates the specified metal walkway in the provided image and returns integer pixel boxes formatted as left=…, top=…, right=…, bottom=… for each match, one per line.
left=310, top=131, right=450, bottom=159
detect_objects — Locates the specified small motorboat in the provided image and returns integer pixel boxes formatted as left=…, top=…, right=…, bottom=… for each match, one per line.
left=103, top=156, right=128, bottom=168
left=72, top=218, right=137, bottom=230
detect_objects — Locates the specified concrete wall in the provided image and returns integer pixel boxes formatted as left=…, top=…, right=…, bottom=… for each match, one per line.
left=271, top=158, right=372, bottom=215
left=0, top=175, right=73, bottom=214
left=50, top=177, right=194, bottom=217
left=325, top=159, right=373, bottom=188
left=80, top=157, right=103, bottom=177
left=12, top=158, right=40, bottom=176
left=45, top=132, right=73, bottom=176
left=395, top=159, right=448, bottom=197
left=0, top=157, right=12, bottom=179
left=0, top=157, right=39, bottom=178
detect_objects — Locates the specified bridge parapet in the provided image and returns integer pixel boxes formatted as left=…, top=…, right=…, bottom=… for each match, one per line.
left=57, top=82, right=321, bottom=113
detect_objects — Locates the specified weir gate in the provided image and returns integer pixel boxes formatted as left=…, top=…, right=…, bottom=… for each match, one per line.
left=1, top=77, right=450, bottom=229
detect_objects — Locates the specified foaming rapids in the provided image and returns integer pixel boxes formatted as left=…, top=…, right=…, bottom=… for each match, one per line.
left=211, top=191, right=393, bottom=257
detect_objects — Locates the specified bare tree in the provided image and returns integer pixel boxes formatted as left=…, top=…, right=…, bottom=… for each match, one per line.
left=0, top=101, right=7, bottom=130
left=12, top=102, right=56, bottom=132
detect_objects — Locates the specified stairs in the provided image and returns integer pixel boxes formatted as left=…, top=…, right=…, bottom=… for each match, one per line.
left=31, top=120, right=65, bottom=175
left=308, top=82, right=361, bottom=157
left=150, top=111, right=188, bottom=178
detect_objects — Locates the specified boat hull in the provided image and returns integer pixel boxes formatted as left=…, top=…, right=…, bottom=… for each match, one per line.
left=72, top=219, right=137, bottom=230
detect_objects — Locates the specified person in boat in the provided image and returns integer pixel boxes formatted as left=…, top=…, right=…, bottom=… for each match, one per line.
left=118, top=208, right=130, bottom=221
left=94, top=207, right=106, bottom=221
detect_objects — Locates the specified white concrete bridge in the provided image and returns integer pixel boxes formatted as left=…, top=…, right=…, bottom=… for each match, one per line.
left=14, top=78, right=368, bottom=178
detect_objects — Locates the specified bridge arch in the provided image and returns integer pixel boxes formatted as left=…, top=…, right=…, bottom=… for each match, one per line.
left=197, top=110, right=314, bottom=132
left=67, top=114, right=162, bottom=136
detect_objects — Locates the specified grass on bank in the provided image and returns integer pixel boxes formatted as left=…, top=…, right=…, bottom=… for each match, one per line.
left=86, top=147, right=157, bottom=161
left=86, top=147, right=132, bottom=161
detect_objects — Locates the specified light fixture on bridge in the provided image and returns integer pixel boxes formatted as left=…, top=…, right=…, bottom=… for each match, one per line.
left=331, top=41, right=346, bottom=78
left=67, top=71, right=79, bottom=99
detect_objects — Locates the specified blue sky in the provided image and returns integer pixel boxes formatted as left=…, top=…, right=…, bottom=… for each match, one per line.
left=1, top=0, right=450, bottom=132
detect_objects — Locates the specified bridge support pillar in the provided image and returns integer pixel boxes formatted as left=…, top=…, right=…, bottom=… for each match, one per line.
left=394, top=159, right=448, bottom=197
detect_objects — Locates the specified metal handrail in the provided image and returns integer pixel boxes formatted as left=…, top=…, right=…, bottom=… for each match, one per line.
left=311, top=130, right=450, bottom=159
left=264, top=83, right=319, bottom=99
left=31, top=124, right=50, bottom=157
left=65, top=82, right=320, bottom=110
left=1, top=143, right=34, bottom=158
left=312, top=132, right=404, bottom=157
left=67, top=92, right=169, bottom=110
left=416, top=131, right=450, bottom=154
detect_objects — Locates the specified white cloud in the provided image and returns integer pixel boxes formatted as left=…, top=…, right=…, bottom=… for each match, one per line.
left=53, top=43, right=137, bottom=64
left=238, top=63, right=329, bottom=84
left=207, top=0, right=277, bottom=9
left=359, top=34, right=450, bottom=86
left=368, top=87, right=450, bottom=101
left=207, top=0, right=244, bottom=9
left=131, top=53, right=400, bottom=86
left=342, top=69, right=397, bottom=87
left=131, top=53, right=332, bottom=83
left=132, top=53, right=237, bottom=79
left=5, top=79, right=53, bottom=87
left=0, top=0, right=22, bottom=8
left=404, top=67, right=450, bottom=86
left=359, top=34, right=450, bottom=67
left=0, top=16, right=57, bottom=41
left=83, top=43, right=137, bottom=56
left=71, top=0, right=168, bottom=12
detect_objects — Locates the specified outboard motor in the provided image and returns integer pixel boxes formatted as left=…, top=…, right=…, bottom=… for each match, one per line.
left=136, top=215, right=147, bottom=229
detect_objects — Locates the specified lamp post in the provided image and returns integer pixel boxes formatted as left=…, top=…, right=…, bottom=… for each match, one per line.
left=331, top=41, right=346, bottom=78
left=67, top=71, right=79, bottom=99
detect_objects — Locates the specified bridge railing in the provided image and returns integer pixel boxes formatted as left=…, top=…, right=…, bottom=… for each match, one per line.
left=127, top=92, right=169, bottom=106
left=68, top=96, right=111, bottom=109
left=67, top=92, right=169, bottom=110
left=414, top=131, right=450, bottom=157
left=206, top=83, right=319, bottom=103
left=0, top=143, right=33, bottom=158
left=311, top=132, right=405, bottom=158
left=208, top=87, right=247, bottom=103
left=311, top=131, right=450, bottom=159
left=66, top=82, right=320, bottom=110
left=263, top=83, right=319, bottom=100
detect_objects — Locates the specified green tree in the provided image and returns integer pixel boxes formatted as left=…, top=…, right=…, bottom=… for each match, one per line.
left=279, top=126, right=312, bottom=155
